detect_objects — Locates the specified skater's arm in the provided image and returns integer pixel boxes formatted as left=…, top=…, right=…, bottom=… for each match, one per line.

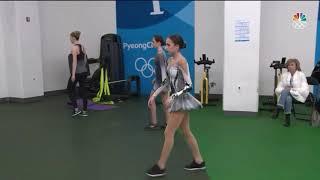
left=159, top=52, right=168, bottom=83
left=148, top=79, right=169, bottom=108
left=151, top=79, right=169, bottom=98
left=178, top=59, right=192, bottom=85
left=151, top=55, right=170, bottom=98
left=169, top=59, right=192, bottom=98
left=176, top=59, right=192, bottom=95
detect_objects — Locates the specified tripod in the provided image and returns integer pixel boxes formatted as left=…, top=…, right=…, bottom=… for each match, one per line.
left=194, top=54, right=216, bottom=106
left=260, top=57, right=286, bottom=111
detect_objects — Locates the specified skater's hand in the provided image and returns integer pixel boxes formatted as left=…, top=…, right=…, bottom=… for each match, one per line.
left=176, top=91, right=183, bottom=96
left=170, top=94, right=176, bottom=100
left=148, top=95, right=155, bottom=108
left=170, top=91, right=182, bottom=99
left=71, top=75, right=76, bottom=82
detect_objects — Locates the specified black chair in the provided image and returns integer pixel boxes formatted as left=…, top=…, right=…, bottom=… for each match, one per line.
left=292, top=76, right=319, bottom=123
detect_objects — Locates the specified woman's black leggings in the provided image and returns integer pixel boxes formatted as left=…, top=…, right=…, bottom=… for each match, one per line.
left=67, top=73, right=88, bottom=111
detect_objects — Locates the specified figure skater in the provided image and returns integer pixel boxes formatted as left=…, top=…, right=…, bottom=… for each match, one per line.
left=146, top=34, right=206, bottom=177
left=145, top=35, right=170, bottom=130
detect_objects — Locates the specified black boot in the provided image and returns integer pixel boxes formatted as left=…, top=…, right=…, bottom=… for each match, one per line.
left=272, top=107, right=280, bottom=119
left=283, top=114, right=291, bottom=127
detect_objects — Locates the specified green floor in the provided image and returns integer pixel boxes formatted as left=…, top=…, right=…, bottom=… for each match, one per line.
left=194, top=100, right=320, bottom=180
left=0, top=95, right=209, bottom=180
left=0, top=95, right=319, bottom=180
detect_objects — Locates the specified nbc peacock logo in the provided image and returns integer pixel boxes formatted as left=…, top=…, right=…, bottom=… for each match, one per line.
left=292, top=12, right=307, bottom=30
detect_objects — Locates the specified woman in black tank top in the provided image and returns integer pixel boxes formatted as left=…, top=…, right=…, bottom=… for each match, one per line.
left=67, top=31, right=89, bottom=117
left=68, top=44, right=84, bottom=73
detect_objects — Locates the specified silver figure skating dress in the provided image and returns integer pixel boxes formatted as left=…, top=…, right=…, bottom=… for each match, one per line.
left=153, top=57, right=202, bottom=112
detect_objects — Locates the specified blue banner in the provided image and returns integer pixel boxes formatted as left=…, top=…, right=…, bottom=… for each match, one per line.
left=116, top=0, right=195, bottom=96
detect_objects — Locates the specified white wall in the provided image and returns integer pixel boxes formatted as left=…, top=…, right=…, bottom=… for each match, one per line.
left=0, top=1, right=44, bottom=98
left=15, top=1, right=44, bottom=98
left=39, top=1, right=116, bottom=92
left=0, top=2, right=8, bottom=98
left=223, top=1, right=261, bottom=112
left=259, top=1, right=319, bottom=95
left=0, top=27, right=7, bottom=98
left=195, top=1, right=224, bottom=95
left=1, top=1, right=24, bottom=98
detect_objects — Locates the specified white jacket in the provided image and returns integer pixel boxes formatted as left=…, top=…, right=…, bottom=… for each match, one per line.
left=275, top=71, right=310, bottom=103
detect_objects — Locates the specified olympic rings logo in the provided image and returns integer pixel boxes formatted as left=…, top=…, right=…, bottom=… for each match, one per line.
left=135, top=57, right=155, bottom=78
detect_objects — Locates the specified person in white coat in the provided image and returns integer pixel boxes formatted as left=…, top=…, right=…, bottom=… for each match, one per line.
left=273, top=58, right=309, bottom=127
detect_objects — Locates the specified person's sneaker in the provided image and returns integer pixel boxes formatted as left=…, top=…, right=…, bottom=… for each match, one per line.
left=79, top=111, right=88, bottom=117
left=72, top=109, right=81, bottom=117
left=146, top=164, right=166, bottom=177
left=160, top=123, right=167, bottom=130
left=144, top=124, right=160, bottom=130
left=184, top=160, right=206, bottom=171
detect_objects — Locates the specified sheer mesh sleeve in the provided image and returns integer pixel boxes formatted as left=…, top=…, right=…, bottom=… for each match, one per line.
left=178, top=59, right=192, bottom=86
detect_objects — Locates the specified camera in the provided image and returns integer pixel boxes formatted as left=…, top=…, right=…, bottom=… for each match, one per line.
left=270, top=57, right=286, bottom=69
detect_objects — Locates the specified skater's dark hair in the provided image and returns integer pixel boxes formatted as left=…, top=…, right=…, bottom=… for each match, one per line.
left=153, top=35, right=165, bottom=46
left=168, top=34, right=186, bottom=49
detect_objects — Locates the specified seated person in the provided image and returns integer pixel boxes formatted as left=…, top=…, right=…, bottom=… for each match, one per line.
left=273, top=58, right=309, bottom=127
